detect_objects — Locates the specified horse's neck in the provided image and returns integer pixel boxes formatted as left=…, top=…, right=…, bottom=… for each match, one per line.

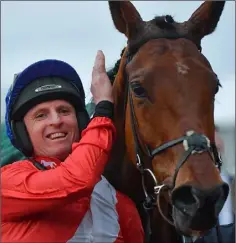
left=104, top=146, right=143, bottom=198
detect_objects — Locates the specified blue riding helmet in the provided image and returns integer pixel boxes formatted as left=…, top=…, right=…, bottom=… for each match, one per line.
left=5, top=59, right=90, bottom=157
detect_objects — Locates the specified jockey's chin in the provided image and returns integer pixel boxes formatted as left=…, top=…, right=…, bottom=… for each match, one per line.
left=172, top=205, right=218, bottom=237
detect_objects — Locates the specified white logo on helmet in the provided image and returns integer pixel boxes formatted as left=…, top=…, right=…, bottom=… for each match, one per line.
left=35, top=84, right=62, bottom=92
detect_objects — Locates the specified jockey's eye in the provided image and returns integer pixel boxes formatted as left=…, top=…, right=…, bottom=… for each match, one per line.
left=130, top=81, right=147, bottom=98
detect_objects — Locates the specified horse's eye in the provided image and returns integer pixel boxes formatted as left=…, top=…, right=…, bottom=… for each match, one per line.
left=131, top=82, right=146, bottom=98
left=164, top=15, right=174, bottom=24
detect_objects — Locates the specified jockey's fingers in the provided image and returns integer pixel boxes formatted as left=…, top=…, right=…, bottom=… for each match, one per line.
left=92, top=50, right=106, bottom=75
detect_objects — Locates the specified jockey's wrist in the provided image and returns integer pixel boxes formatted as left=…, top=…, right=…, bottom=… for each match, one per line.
left=93, top=100, right=114, bottom=120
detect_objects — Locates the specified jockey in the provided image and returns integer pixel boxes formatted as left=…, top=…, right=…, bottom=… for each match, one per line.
left=1, top=51, right=144, bottom=243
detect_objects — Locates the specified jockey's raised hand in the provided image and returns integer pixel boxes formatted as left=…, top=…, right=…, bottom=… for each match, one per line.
left=91, top=50, right=114, bottom=105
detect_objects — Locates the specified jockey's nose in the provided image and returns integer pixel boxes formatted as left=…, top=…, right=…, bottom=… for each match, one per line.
left=171, top=183, right=229, bottom=224
left=49, top=111, right=62, bottom=126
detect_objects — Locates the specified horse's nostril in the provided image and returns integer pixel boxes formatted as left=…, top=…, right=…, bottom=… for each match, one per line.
left=172, top=183, right=229, bottom=218
left=172, top=185, right=199, bottom=216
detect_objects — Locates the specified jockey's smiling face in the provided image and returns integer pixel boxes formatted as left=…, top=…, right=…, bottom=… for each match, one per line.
left=24, top=99, right=79, bottom=161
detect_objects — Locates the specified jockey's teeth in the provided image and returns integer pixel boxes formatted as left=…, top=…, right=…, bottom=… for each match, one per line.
left=49, top=133, right=66, bottom=140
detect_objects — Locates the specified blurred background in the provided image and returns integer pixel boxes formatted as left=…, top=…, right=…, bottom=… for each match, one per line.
left=1, top=0, right=235, bottom=220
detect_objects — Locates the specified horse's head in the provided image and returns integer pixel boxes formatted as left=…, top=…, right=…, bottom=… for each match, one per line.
left=108, top=1, right=229, bottom=237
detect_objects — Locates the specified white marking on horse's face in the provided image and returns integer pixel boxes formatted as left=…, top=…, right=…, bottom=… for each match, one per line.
left=176, top=62, right=189, bottom=75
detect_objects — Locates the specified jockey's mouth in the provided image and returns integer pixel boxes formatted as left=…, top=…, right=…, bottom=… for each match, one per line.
left=46, top=132, right=68, bottom=140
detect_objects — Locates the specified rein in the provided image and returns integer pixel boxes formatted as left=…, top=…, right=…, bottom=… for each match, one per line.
left=121, top=43, right=223, bottom=243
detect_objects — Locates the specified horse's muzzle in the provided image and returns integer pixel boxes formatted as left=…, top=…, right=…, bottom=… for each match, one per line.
left=171, top=182, right=229, bottom=233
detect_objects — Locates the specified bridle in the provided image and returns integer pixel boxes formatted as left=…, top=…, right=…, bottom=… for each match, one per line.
left=122, top=42, right=223, bottom=243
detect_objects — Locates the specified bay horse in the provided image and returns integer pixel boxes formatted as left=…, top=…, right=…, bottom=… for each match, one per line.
left=103, top=1, right=229, bottom=243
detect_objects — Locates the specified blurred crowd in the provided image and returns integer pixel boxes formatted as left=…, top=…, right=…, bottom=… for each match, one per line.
left=215, top=127, right=235, bottom=225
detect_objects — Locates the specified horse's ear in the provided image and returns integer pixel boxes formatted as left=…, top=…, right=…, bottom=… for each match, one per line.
left=108, top=1, right=143, bottom=39
left=187, top=1, right=225, bottom=39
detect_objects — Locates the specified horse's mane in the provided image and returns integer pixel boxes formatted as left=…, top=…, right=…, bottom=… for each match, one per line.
left=106, top=48, right=126, bottom=84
